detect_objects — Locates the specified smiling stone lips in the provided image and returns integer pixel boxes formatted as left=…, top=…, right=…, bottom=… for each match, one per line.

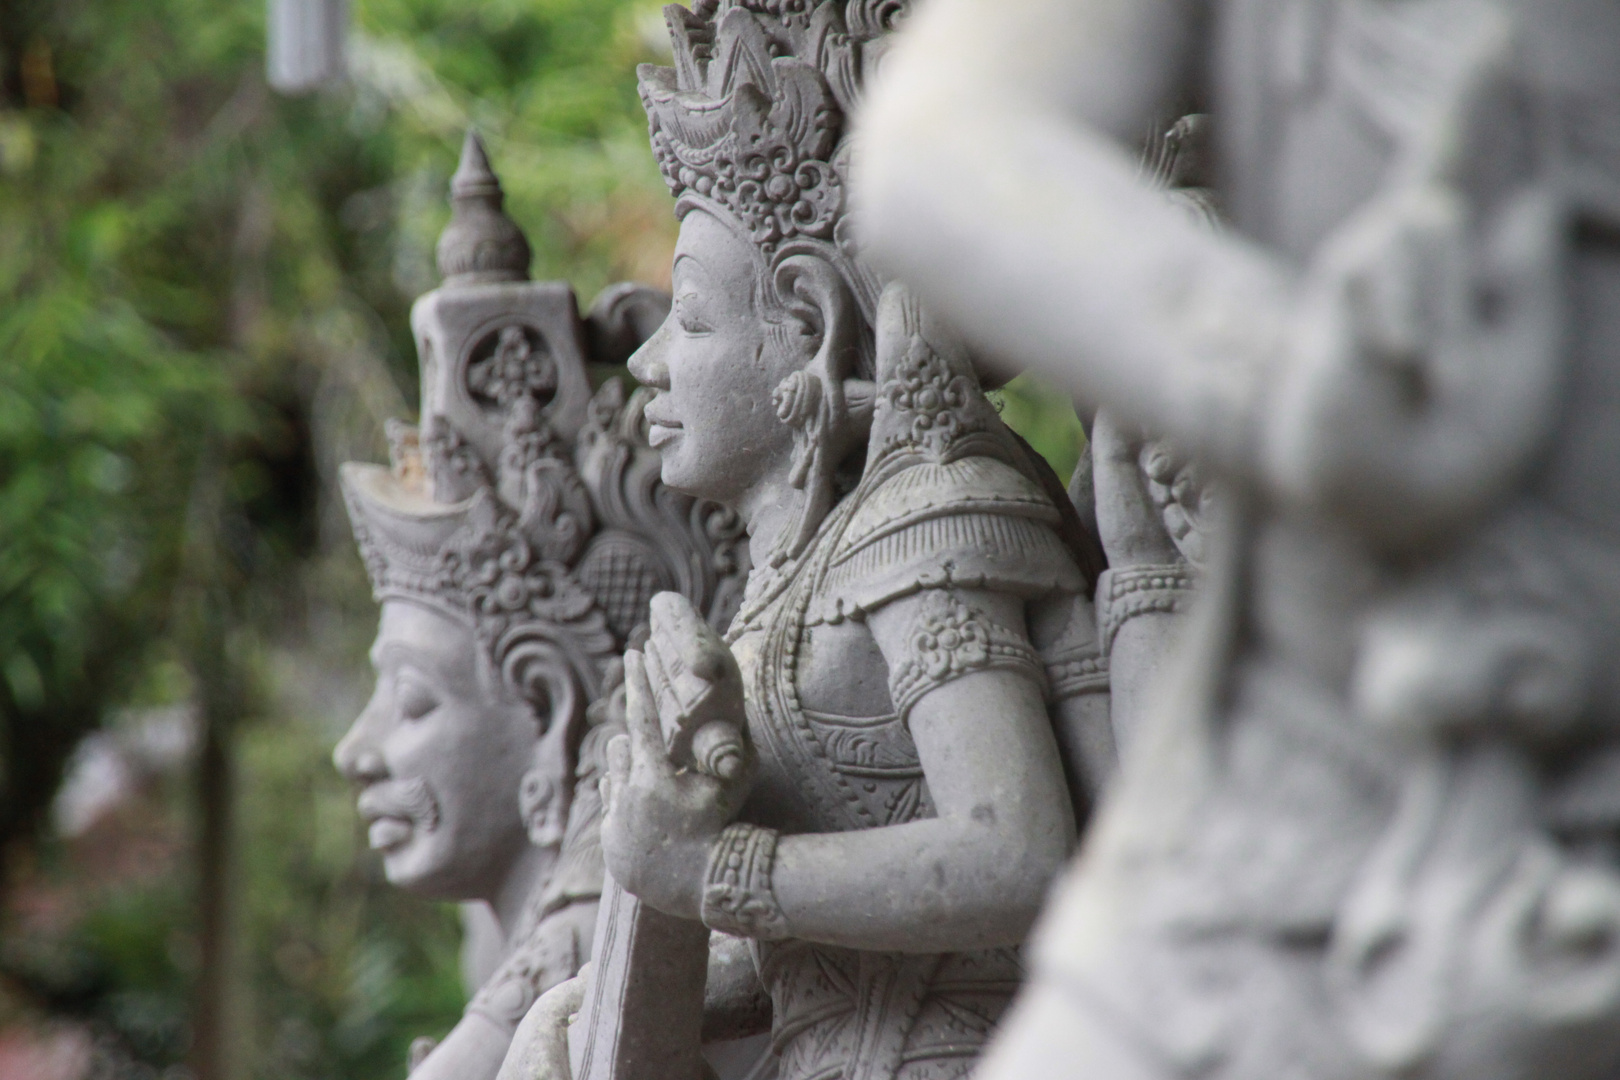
left=357, top=776, right=441, bottom=851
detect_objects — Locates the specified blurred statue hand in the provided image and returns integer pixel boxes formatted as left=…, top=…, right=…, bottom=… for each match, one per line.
left=600, top=593, right=753, bottom=919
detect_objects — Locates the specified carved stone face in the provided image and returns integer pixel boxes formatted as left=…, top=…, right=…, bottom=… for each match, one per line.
left=334, top=600, right=538, bottom=900
left=629, top=209, right=800, bottom=506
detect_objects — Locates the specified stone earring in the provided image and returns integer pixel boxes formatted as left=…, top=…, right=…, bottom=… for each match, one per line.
left=519, top=770, right=569, bottom=848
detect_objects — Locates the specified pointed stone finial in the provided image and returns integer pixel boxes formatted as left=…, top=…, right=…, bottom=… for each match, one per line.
left=435, top=130, right=532, bottom=286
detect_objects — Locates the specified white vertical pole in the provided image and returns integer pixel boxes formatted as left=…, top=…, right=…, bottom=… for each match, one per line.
left=267, top=0, right=348, bottom=94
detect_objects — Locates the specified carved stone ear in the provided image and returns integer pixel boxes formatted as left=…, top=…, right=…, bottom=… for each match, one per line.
left=760, top=254, right=874, bottom=566
left=772, top=254, right=862, bottom=367
left=498, top=633, right=603, bottom=848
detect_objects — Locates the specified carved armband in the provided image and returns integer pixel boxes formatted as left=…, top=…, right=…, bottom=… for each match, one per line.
left=702, top=823, right=789, bottom=941
left=888, top=590, right=1045, bottom=721
left=1038, top=593, right=1109, bottom=701
left=1097, top=564, right=1198, bottom=657
left=1046, top=649, right=1110, bottom=700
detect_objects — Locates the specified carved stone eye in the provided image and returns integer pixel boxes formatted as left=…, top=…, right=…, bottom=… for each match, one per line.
left=396, top=677, right=439, bottom=722
left=465, top=323, right=557, bottom=410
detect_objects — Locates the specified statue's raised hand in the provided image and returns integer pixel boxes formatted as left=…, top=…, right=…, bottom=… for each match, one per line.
left=1091, top=410, right=1184, bottom=569
left=600, top=592, right=753, bottom=918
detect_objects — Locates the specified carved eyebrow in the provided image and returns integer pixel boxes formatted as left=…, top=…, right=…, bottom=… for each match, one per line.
left=374, top=640, right=427, bottom=671
left=672, top=252, right=708, bottom=282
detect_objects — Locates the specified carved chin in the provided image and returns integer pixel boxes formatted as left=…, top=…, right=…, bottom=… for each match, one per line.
left=375, top=825, right=453, bottom=890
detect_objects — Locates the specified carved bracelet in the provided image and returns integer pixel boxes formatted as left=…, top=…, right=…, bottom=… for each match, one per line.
left=1097, top=564, right=1198, bottom=657
left=702, top=823, right=789, bottom=941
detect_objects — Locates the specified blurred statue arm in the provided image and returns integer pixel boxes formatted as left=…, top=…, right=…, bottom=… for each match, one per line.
left=858, top=0, right=1569, bottom=548
left=856, top=0, right=1288, bottom=477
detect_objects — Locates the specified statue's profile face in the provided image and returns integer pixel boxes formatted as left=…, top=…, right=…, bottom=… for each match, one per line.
left=334, top=599, right=537, bottom=900
left=630, top=209, right=800, bottom=506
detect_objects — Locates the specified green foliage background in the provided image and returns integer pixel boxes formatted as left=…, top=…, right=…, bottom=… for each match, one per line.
left=0, top=1, right=1083, bottom=1077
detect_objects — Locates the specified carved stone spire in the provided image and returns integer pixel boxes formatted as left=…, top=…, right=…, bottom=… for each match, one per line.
left=435, top=130, right=532, bottom=286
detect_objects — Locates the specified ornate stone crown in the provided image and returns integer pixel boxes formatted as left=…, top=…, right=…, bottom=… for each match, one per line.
left=639, top=0, right=909, bottom=314
left=342, top=132, right=747, bottom=705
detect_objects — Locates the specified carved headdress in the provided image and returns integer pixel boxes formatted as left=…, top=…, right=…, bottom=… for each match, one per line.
left=342, top=130, right=747, bottom=725
left=639, top=1, right=912, bottom=560
left=639, top=0, right=909, bottom=324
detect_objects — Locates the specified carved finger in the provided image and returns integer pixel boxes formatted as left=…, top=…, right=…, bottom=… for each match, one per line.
left=1092, top=410, right=1181, bottom=566
left=642, top=637, right=690, bottom=736
left=603, top=734, right=630, bottom=811
left=1090, top=408, right=1144, bottom=467
left=623, top=649, right=676, bottom=779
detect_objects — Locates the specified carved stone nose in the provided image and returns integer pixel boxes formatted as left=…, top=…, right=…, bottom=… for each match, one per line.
left=627, top=325, right=671, bottom=389
left=336, top=741, right=388, bottom=784
left=352, top=748, right=388, bottom=783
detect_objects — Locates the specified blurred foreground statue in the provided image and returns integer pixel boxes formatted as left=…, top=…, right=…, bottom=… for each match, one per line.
left=497, top=3, right=1130, bottom=1079
left=336, top=132, right=747, bottom=1080
left=859, top=1, right=1620, bottom=1078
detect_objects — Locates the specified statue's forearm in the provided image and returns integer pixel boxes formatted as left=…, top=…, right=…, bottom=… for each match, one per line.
left=757, top=675, right=1074, bottom=954
left=770, top=810, right=1069, bottom=953
left=1108, top=611, right=1190, bottom=764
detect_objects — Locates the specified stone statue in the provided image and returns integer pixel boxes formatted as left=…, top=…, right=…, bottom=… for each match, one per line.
left=858, top=1, right=1620, bottom=1077
left=495, top=4, right=1117, bottom=1079
left=335, top=131, right=747, bottom=1080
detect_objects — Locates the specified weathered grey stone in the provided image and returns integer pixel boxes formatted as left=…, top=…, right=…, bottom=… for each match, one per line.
left=336, top=131, right=746, bottom=1080
left=497, top=4, right=1119, bottom=1079
left=857, top=2, right=1620, bottom=1077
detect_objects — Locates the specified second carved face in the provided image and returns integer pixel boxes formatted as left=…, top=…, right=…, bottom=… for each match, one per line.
left=334, top=600, right=551, bottom=901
